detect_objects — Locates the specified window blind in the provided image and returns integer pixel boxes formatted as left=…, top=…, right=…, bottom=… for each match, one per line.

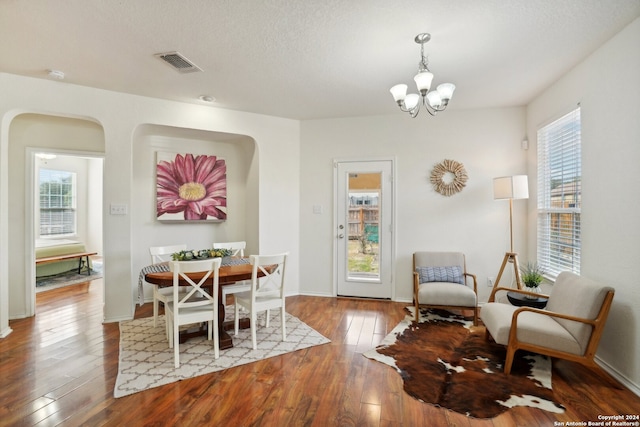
left=39, top=169, right=76, bottom=236
left=537, top=107, right=581, bottom=278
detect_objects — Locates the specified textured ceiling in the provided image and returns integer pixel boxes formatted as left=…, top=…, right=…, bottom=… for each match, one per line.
left=1, top=0, right=639, bottom=120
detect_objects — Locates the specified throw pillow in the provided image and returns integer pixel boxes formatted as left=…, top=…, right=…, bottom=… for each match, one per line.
left=416, top=266, right=464, bottom=285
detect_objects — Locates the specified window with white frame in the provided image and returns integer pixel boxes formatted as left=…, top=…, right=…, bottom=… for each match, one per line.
left=537, top=107, right=581, bottom=278
left=39, top=169, right=76, bottom=236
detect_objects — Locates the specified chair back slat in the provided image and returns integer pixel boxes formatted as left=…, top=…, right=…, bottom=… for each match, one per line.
left=150, top=244, right=187, bottom=264
left=170, top=258, right=221, bottom=308
left=213, top=241, right=246, bottom=257
left=250, top=253, right=287, bottom=299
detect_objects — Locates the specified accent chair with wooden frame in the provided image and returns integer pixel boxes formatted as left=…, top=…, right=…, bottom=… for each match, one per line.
left=413, top=251, right=478, bottom=326
left=481, top=271, right=615, bottom=374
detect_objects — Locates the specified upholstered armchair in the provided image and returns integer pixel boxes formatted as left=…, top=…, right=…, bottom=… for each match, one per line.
left=413, top=251, right=478, bottom=325
left=481, top=271, right=615, bottom=374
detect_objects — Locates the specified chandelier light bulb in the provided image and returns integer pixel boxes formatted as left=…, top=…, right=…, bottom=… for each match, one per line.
left=404, top=94, right=420, bottom=110
left=426, top=91, right=442, bottom=108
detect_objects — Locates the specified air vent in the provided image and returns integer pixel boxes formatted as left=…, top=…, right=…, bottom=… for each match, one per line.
left=154, top=51, right=202, bottom=73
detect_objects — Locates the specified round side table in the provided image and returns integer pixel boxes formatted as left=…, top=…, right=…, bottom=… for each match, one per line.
left=506, top=291, right=548, bottom=309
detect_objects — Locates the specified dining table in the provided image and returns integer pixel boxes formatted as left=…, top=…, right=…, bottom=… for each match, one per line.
left=139, top=257, right=256, bottom=350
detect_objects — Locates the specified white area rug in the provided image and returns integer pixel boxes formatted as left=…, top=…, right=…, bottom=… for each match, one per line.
left=114, top=309, right=330, bottom=398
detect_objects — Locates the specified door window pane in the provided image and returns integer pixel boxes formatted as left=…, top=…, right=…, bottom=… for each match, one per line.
left=347, top=173, right=380, bottom=280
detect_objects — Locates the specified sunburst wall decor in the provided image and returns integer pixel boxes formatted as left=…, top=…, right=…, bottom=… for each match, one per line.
left=430, top=159, right=468, bottom=196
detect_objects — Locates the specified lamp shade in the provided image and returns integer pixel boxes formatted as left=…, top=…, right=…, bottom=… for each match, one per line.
left=414, top=71, right=434, bottom=92
left=493, top=175, right=529, bottom=200
left=437, top=83, right=456, bottom=100
left=390, top=84, right=408, bottom=102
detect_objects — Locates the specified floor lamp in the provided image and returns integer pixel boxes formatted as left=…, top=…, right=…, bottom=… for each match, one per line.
left=492, top=175, right=529, bottom=290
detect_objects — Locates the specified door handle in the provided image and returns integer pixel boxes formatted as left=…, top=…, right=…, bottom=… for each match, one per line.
left=338, top=234, right=344, bottom=239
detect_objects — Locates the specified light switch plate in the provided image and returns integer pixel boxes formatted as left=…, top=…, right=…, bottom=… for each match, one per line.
left=110, top=204, right=128, bottom=215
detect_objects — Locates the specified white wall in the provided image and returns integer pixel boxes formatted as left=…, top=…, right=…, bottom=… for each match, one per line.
left=0, top=73, right=300, bottom=331
left=86, top=157, right=104, bottom=253
left=131, top=124, right=258, bottom=304
left=526, top=17, right=640, bottom=392
left=300, top=107, right=528, bottom=303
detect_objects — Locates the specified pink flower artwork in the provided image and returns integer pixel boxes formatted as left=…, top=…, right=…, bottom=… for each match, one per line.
left=156, top=152, right=227, bottom=221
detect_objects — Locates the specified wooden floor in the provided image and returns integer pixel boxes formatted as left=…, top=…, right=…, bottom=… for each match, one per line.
left=1, top=278, right=639, bottom=426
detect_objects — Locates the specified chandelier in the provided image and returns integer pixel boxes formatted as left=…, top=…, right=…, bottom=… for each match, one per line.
left=390, top=33, right=456, bottom=118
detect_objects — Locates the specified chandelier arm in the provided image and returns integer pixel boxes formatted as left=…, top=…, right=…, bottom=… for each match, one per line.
left=397, top=99, right=422, bottom=117
left=421, top=97, right=438, bottom=116
left=424, top=96, right=452, bottom=114
left=396, top=102, right=414, bottom=114
left=397, top=96, right=449, bottom=117
left=397, top=94, right=451, bottom=117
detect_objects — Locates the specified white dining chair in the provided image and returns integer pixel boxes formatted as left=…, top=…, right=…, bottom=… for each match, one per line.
left=212, top=241, right=249, bottom=304
left=165, top=258, right=222, bottom=368
left=213, top=241, right=246, bottom=257
left=149, top=244, right=187, bottom=328
left=234, top=253, right=288, bottom=350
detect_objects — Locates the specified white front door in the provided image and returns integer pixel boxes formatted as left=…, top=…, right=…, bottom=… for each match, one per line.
left=335, top=159, right=394, bottom=299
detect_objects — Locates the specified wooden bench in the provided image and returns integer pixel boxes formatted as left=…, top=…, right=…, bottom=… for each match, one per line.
left=36, top=252, right=98, bottom=275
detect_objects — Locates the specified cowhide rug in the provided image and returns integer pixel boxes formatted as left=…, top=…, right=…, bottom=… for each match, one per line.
left=363, top=307, right=566, bottom=419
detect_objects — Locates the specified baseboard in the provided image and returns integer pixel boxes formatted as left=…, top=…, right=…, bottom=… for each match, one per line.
left=103, top=314, right=135, bottom=324
left=0, top=326, right=13, bottom=338
left=295, top=291, right=334, bottom=298
left=596, top=355, right=640, bottom=397
left=294, top=292, right=412, bottom=303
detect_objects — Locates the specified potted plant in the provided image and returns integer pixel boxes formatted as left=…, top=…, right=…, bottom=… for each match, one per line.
left=520, top=262, right=545, bottom=298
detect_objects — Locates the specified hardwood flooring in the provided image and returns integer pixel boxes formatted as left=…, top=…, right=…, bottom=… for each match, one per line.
left=1, top=278, right=639, bottom=426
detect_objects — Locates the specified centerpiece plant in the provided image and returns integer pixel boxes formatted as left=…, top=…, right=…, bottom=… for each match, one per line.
left=520, top=261, right=545, bottom=298
left=171, top=248, right=232, bottom=261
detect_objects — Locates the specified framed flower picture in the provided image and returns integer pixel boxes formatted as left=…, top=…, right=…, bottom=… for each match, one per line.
left=156, top=152, right=227, bottom=221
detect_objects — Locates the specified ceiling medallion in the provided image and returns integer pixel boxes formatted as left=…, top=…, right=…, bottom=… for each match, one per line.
left=430, top=159, right=468, bottom=196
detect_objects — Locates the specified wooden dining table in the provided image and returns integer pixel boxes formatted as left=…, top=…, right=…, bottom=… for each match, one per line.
left=144, top=262, right=258, bottom=350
